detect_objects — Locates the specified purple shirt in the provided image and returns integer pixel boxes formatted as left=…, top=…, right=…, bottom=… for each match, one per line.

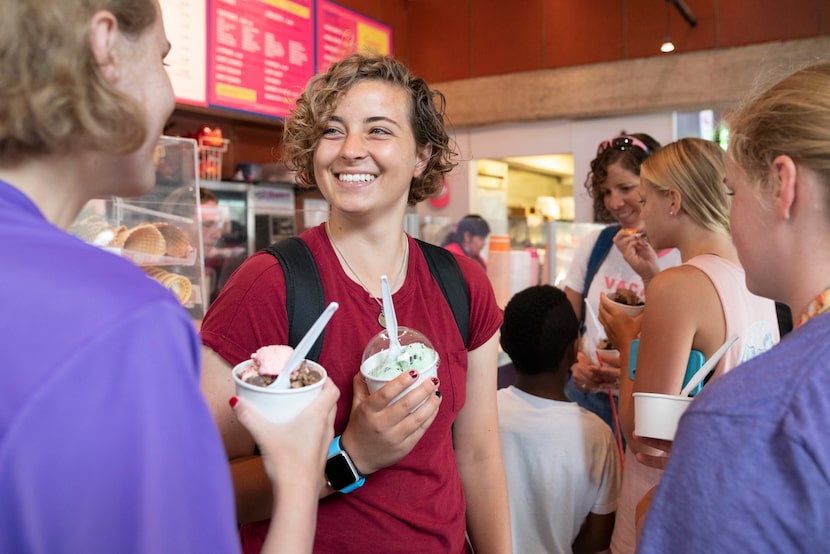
left=0, top=181, right=239, bottom=552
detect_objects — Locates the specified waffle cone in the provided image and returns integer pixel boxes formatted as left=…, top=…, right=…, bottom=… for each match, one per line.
left=153, top=222, right=191, bottom=258
left=145, top=267, right=192, bottom=304
left=144, top=266, right=167, bottom=280
left=163, top=273, right=193, bottom=304
left=122, top=224, right=166, bottom=256
left=109, top=225, right=129, bottom=247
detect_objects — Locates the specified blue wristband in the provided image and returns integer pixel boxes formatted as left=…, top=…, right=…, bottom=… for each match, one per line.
left=325, top=435, right=366, bottom=493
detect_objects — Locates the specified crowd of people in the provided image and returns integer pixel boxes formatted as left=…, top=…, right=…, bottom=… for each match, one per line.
left=3, top=1, right=830, bottom=553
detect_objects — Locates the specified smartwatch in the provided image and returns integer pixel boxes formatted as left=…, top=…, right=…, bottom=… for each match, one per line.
left=325, top=435, right=366, bottom=493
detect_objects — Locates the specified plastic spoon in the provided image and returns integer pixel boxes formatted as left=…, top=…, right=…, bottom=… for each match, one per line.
left=679, top=334, right=739, bottom=396
left=270, top=301, right=339, bottom=389
left=380, top=275, right=401, bottom=363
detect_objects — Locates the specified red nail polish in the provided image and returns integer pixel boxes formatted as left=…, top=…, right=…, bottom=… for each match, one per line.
left=229, top=396, right=239, bottom=408
left=409, top=370, right=418, bottom=379
left=431, top=377, right=439, bottom=386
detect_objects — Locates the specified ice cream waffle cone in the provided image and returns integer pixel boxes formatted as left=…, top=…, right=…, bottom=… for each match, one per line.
left=144, top=266, right=167, bottom=280
left=121, top=224, right=166, bottom=256
left=145, top=267, right=192, bottom=304
left=153, top=222, right=191, bottom=258
left=163, top=273, right=193, bottom=304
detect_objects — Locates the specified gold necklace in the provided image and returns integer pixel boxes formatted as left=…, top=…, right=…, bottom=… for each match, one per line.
left=325, top=220, right=408, bottom=328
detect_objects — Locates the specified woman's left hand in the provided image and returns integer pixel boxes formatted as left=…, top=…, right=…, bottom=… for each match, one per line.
left=598, top=292, right=642, bottom=349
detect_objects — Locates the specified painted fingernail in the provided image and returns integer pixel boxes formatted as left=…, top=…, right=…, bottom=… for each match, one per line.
left=431, top=377, right=439, bottom=386
left=435, top=391, right=442, bottom=399
left=228, top=396, right=239, bottom=408
left=409, top=370, right=418, bottom=379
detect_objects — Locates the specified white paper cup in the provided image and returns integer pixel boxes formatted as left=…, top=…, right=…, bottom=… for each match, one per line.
left=360, top=348, right=439, bottom=405
left=633, top=392, right=694, bottom=441
left=606, top=292, right=645, bottom=317
left=232, top=359, right=327, bottom=423
left=595, top=348, right=620, bottom=366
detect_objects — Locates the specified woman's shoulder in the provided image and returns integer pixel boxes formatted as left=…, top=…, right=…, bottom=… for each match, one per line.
left=647, top=263, right=714, bottom=303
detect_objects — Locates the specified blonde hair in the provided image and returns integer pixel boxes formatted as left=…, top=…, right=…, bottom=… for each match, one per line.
left=282, top=53, right=458, bottom=205
left=727, top=62, right=830, bottom=206
left=640, top=138, right=730, bottom=235
left=0, top=0, right=157, bottom=160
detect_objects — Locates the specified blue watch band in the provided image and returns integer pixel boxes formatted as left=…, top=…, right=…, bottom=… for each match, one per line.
left=326, top=435, right=365, bottom=493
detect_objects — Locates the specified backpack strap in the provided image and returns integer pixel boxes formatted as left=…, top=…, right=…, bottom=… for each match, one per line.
left=264, top=236, right=471, bottom=354
left=263, top=237, right=327, bottom=362
left=581, top=224, right=621, bottom=330
left=415, top=238, right=470, bottom=349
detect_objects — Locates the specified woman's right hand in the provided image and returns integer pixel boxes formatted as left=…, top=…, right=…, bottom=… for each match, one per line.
left=230, top=378, right=340, bottom=494
left=340, top=370, right=441, bottom=476
left=614, top=228, right=661, bottom=283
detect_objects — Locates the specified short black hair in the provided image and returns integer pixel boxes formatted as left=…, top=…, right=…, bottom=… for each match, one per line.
left=500, top=285, right=578, bottom=375
left=457, top=214, right=490, bottom=238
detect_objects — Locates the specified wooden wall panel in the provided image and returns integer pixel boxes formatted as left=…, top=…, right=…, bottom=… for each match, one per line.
left=627, top=0, right=718, bottom=58
left=405, top=0, right=472, bottom=82
left=718, top=0, right=821, bottom=46
left=544, top=1, right=627, bottom=67
left=326, top=0, right=827, bottom=82
left=470, top=1, right=546, bottom=76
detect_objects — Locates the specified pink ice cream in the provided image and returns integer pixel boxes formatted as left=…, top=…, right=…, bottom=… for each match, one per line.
left=240, top=345, right=322, bottom=389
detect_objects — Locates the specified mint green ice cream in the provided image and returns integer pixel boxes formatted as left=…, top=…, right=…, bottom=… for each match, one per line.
left=367, top=342, right=437, bottom=379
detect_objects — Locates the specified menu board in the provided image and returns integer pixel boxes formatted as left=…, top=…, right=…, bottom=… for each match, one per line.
left=207, top=0, right=315, bottom=119
left=160, top=0, right=393, bottom=119
left=160, top=0, right=208, bottom=106
left=316, top=0, right=393, bottom=72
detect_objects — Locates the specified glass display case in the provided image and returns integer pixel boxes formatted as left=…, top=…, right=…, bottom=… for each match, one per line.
left=69, top=136, right=207, bottom=319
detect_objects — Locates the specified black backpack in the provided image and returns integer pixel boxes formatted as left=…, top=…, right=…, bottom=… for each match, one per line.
left=264, top=237, right=470, bottom=360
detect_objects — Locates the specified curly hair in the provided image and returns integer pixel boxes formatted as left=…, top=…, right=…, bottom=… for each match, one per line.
left=585, top=133, right=661, bottom=223
left=282, top=53, right=458, bottom=205
left=0, top=0, right=157, bottom=160
left=727, top=62, right=830, bottom=210
left=499, top=285, right=579, bottom=376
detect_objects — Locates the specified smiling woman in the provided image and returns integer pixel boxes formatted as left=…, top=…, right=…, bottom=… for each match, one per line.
left=200, top=53, right=513, bottom=553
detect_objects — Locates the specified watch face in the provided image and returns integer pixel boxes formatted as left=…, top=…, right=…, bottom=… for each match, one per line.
left=325, top=452, right=358, bottom=491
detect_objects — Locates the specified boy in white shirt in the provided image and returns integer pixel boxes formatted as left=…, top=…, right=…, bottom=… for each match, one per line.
left=498, top=285, right=621, bottom=554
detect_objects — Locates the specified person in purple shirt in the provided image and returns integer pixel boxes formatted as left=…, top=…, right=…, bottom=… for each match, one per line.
left=0, top=1, right=337, bottom=553
left=636, top=62, right=830, bottom=552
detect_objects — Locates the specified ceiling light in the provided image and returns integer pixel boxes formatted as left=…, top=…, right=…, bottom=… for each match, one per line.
left=661, top=39, right=675, bottom=53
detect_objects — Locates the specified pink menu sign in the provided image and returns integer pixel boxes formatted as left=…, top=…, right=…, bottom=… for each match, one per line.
left=208, top=0, right=314, bottom=119
left=316, top=0, right=392, bottom=72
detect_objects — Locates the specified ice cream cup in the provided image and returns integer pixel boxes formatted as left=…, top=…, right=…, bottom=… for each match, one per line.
left=232, top=359, right=327, bottom=423
left=360, top=327, right=439, bottom=406
left=633, top=392, right=694, bottom=441
left=606, top=292, right=645, bottom=317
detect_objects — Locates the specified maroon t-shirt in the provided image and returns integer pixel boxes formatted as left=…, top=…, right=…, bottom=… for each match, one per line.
left=201, top=223, right=502, bottom=553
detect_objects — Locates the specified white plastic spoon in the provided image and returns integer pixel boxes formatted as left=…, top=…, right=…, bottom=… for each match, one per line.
left=679, top=334, right=739, bottom=396
left=380, top=275, right=401, bottom=363
left=270, top=301, right=339, bottom=389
